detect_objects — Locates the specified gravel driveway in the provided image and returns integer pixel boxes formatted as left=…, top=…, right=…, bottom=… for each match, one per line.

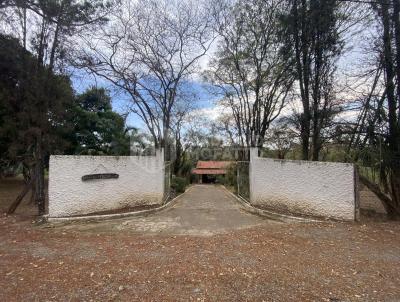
left=59, top=185, right=275, bottom=235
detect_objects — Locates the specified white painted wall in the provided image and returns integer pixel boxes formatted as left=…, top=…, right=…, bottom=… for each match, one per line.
left=48, top=150, right=164, bottom=217
left=250, top=148, right=356, bottom=220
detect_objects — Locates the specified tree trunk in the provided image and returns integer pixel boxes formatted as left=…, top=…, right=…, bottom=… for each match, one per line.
left=359, top=175, right=398, bottom=218
left=300, top=114, right=310, bottom=160
left=293, top=0, right=311, bottom=161
left=311, top=135, right=320, bottom=161
left=390, top=162, right=400, bottom=217
left=381, top=1, right=397, bottom=150
left=381, top=0, right=400, bottom=216
left=34, top=136, right=46, bottom=216
left=29, top=183, right=36, bottom=205
left=173, top=132, right=183, bottom=175
left=22, top=5, right=27, bottom=50
left=162, top=112, right=172, bottom=161
left=390, top=0, right=400, bottom=215
left=392, top=0, right=400, bottom=121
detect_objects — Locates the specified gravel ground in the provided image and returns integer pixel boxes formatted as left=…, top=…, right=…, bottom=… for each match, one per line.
left=1, top=219, right=399, bottom=301
left=0, top=183, right=399, bottom=301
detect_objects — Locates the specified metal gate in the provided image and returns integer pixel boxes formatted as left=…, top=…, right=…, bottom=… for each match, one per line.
left=235, top=161, right=250, bottom=202
left=163, top=161, right=172, bottom=203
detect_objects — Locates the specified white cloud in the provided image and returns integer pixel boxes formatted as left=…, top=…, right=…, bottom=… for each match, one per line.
left=188, top=102, right=226, bottom=121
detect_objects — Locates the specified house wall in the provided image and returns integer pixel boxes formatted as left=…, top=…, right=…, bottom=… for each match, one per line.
left=250, top=148, right=357, bottom=221
left=48, top=150, right=164, bottom=217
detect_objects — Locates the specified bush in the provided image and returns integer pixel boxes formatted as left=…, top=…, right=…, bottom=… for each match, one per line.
left=215, top=175, right=225, bottom=184
left=225, top=163, right=237, bottom=187
left=171, top=177, right=188, bottom=193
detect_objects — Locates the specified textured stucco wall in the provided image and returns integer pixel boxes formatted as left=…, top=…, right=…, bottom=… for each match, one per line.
left=250, top=149, right=356, bottom=220
left=48, top=151, right=164, bottom=217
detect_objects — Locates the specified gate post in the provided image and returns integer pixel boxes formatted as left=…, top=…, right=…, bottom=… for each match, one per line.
left=249, top=148, right=258, bottom=204
left=156, top=148, right=164, bottom=162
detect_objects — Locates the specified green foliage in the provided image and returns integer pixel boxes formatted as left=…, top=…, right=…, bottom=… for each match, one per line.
left=215, top=175, right=225, bottom=184
left=174, top=156, right=194, bottom=179
left=0, top=34, right=74, bottom=167
left=171, top=177, right=188, bottom=194
left=280, top=0, right=344, bottom=160
left=68, top=87, right=131, bottom=155
left=225, top=164, right=237, bottom=187
left=224, top=162, right=249, bottom=200
left=27, top=0, right=112, bottom=67
left=0, top=34, right=131, bottom=173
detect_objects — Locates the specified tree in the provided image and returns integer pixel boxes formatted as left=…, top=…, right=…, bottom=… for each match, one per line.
left=380, top=0, right=400, bottom=217
left=0, top=0, right=12, bottom=8
left=212, top=112, right=241, bottom=147
left=266, top=120, right=298, bottom=159
left=364, top=0, right=400, bottom=217
left=0, top=35, right=22, bottom=176
left=341, top=0, right=400, bottom=217
left=171, top=102, right=191, bottom=176
left=282, top=0, right=343, bottom=160
left=0, top=0, right=110, bottom=215
left=207, top=0, right=293, bottom=150
left=76, top=0, right=215, bottom=156
left=0, top=34, right=74, bottom=214
left=68, top=87, right=131, bottom=155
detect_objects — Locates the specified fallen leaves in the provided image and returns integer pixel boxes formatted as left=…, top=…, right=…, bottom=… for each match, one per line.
left=0, top=216, right=399, bottom=301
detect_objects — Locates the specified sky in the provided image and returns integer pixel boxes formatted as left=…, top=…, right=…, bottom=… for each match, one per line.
left=1, top=0, right=376, bottom=134
left=69, top=3, right=374, bottom=133
left=70, top=37, right=221, bottom=131
left=71, top=71, right=220, bottom=129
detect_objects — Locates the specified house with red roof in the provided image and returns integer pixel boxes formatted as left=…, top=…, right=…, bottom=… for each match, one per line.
left=192, top=161, right=232, bottom=183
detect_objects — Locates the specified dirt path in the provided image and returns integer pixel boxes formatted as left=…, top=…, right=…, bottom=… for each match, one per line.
left=0, top=185, right=400, bottom=301
left=58, top=185, right=274, bottom=235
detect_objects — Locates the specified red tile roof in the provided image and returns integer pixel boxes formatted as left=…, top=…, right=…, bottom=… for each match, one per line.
left=192, top=161, right=232, bottom=175
left=195, top=161, right=232, bottom=169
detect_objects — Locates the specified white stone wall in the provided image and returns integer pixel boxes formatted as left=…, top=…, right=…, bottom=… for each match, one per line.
left=48, top=151, right=164, bottom=217
left=250, top=149, right=356, bottom=220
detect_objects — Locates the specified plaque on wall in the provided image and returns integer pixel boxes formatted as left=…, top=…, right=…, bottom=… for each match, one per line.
left=81, top=173, right=119, bottom=181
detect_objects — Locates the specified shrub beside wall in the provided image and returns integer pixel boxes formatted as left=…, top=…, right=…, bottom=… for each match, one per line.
left=171, top=177, right=188, bottom=193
